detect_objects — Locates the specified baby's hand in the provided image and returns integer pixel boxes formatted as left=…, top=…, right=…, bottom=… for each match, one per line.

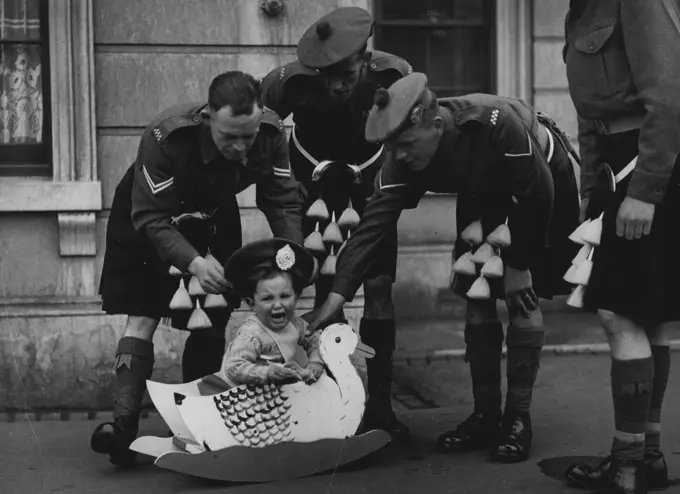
left=303, top=363, right=324, bottom=384
left=267, top=363, right=302, bottom=384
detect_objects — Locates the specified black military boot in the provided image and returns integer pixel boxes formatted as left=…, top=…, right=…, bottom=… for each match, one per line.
left=437, top=322, right=503, bottom=454
left=359, top=319, right=410, bottom=441
left=91, top=337, right=154, bottom=467
left=491, top=410, right=532, bottom=463
left=91, top=414, right=140, bottom=467
left=565, top=456, right=648, bottom=493
left=436, top=411, right=501, bottom=453
left=644, top=450, right=668, bottom=491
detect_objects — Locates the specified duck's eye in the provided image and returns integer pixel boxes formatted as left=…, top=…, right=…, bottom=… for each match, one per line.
left=335, top=337, right=341, bottom=343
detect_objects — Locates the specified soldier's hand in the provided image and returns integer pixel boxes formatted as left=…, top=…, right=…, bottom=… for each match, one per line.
left=579, top=197, right=591, bottom=224
left=308, top=292, right=347, bottom=332
left=616, top=196, right=655, bottom=240
left=189, top=256, right=231, bottom=294
left=309, top=258, right=320, bottom=284
left=504, top=266, right=538, bottom=319
left=267, top=363, right=302, bottom=384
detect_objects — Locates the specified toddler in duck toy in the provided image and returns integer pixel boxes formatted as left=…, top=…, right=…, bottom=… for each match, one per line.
left=218, top=238, right=325, bottom=387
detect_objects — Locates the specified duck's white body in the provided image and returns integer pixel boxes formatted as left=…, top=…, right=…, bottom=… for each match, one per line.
left=130, top=323, right=390, bottom=482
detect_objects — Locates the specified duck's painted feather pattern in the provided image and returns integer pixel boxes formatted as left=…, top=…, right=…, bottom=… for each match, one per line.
left=215, top=383, right=292, bottom=448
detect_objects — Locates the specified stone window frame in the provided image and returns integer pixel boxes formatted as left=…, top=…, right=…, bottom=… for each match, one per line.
left=0, top=0, right=100, bottom=257
left=496, top=0, right=533, bottom=102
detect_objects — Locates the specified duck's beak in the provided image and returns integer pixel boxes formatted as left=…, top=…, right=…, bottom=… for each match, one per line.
left=352, top=342, right=375, bottom=359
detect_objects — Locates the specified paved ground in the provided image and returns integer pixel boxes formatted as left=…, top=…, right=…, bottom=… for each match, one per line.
left=4, top=353, right=680, bottom=493
left=395, top=300, right=680, bottom=355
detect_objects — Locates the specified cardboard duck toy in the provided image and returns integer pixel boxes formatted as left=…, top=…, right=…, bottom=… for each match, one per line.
left=129, top=239, right=391, bottom=483
left=304, top=160, right=363, bottom=277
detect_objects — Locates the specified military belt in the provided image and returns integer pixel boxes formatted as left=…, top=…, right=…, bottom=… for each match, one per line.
left=593, top=113, right=645, bottom=135
left=291, top=125, right=384, bottom=171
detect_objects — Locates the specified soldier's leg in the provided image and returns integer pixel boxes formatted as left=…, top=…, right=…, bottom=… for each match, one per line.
left=359, top=274, right=410, bottom=441
left=182, top=328, right=228, bottom=383
left=91, top=316, right=158, bottom=466
left=437, top=298, right=503, bottom=453
left=643, top=321, right=672, bottom=489
left=565, top=310, right=653, bottom=491
left=492, top=304, right=544, bottom=463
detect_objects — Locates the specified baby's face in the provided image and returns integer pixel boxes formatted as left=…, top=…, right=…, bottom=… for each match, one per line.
left=251, top=273, right=298, bottom=331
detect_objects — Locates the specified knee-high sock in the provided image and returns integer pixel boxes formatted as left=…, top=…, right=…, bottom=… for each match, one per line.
left=610, top=357, right=654, bottom=461
left=646, top=346, right=670, bottom=453
left=505, top=326, right=544, bottom=414
left=464, top=322, right=503, bottom=416
left=360, top=318, right=396, bottom=411
left=113, top=337, right=154, bottom=420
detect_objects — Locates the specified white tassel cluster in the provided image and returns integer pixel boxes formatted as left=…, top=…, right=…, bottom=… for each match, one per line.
left=167, top=250, right=228, bottom=330
left=304, top=198, right=360, bottom=277
left=453, top=218, right=511, bottom=300
left=564, top=213, right=603, bottom=308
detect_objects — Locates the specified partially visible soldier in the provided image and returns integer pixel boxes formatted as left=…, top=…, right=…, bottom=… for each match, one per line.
left=562, top=1, right=680, bottom=493
left=261, top=6, right=413, bottom=440
left=309, top=73, right=580, bottom=463
left=90, top=71, right=304, bottom=467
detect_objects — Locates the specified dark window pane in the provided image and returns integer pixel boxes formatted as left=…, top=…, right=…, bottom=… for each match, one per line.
left=429, top=28, right=490, bottom=90
left=375, top=0, right=495, bottom=96
left=380, top=0, right=429, bottom=21
left=380, top=0, right=488, bottom=22
left=0, top=0, right=42, bottom=41
left=376, top=27, right=428, bottom=74
left=432, top=0, right=487, bottom=21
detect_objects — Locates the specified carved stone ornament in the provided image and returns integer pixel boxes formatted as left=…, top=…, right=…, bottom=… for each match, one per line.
left=260, top=0, right=284, bottom=17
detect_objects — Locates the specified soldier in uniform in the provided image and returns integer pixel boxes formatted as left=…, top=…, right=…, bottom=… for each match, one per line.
left=90, top=71, right=304, bottom=466
left=260, top=6, right=413, bottom=440
left=309, top=72, right=580, bottom=463
left=562, top=1, right=680, bottom=492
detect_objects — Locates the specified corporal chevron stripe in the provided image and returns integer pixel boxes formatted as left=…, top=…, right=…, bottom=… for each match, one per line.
left=142, top=165, right=174, bottom=194
left=273, top=166, right=291, bottom=178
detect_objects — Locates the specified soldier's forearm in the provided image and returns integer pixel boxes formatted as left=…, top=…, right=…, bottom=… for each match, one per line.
left=143, top=223, right=201, bottom=272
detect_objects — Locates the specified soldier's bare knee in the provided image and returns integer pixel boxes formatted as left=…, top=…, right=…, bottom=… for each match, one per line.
left=597, top=309, right=647, bottom=341
left=466, top=298, right=499, bottom=325
left=124, top=316, right=159, bottom=341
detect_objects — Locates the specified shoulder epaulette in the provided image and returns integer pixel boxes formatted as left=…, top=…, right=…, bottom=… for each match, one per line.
left=453, top=105, right=500, bottom=128
left=153, top=111, right=203, bottom=143
left=261, top=106, right=285, bottom=132
left=367, top=51, right=413, bottom=77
